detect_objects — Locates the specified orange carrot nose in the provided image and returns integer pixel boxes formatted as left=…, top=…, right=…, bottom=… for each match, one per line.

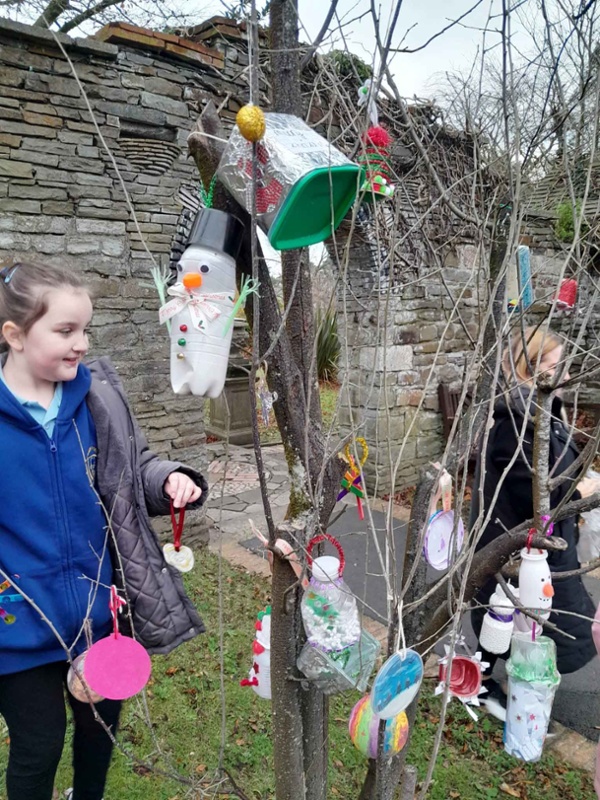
left=543, top=583, right=555, bottom=598
left=183, top=272, right=202, bottom=290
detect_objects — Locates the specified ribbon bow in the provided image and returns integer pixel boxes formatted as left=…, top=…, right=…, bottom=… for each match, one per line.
left=159, top=283, right=231, bottom=332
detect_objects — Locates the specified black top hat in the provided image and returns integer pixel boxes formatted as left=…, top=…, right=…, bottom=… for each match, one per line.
left=187, top=208, right=245, bottom=260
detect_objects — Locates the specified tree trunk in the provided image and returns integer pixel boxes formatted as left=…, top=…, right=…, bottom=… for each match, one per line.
left=269, top=3, right=329, bottom=798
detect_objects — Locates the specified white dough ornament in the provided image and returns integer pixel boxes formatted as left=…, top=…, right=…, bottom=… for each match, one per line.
left=163, top=502, right=194, bottom=573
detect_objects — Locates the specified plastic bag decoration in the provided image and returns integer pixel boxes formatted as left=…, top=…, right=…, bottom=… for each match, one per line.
left=159, top=208, right=245, bottom=398
left=296, top=534, right=380, bottom=695
left=217, top=112, right=362, bottom=251
left=504, top=633, right=560, bottom=762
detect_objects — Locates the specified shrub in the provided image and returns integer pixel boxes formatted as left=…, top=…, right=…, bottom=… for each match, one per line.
left=315, top=307, right=340, bottom=383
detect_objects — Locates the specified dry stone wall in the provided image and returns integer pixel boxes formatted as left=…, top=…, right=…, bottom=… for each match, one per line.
left=0, top=16, right=261, bottom=541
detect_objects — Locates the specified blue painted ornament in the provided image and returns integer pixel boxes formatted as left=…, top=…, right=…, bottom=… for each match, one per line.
left=371, top=649, right=424, bottom=719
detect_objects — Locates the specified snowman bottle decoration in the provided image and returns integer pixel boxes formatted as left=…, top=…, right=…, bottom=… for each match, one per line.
left=159, top=208, right=245, bottom=398
left=240, top=606, right=272, bottom=700
left=515, top=547, right=554, bottom=638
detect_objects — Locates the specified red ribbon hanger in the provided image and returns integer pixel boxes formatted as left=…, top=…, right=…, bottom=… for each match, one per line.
left=170, top=500, right=186, bottom=553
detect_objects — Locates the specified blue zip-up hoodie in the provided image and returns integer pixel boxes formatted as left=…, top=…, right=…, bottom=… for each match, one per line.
left=0, top=363, right=113, bottom=675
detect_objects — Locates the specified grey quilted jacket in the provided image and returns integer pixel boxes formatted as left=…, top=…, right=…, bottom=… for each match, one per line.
left=86, top=357, right=207, bottom=655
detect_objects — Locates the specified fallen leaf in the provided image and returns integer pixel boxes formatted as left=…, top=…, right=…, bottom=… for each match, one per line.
left=499, top=783, right=520, bottom=797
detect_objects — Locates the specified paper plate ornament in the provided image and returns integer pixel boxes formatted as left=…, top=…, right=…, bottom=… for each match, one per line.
left=297, top=534, right=380, bottom=694
left=79, top=586, right=152, bottom=702
left=240, top=606, right=272, bottom=700
left=423, top=510, right=464, bottom=571
left=371, top=649, right=424, bottom=718
left=217, top=112, right=362, bottom=250
left=337, top=439, right=368, bottom=520
left=436, top=646, right=489, bottom=720
left=349, top=694, right=409, bottom=759
left=162, top=501, right=194, bottom=573
left=505, top=633, right=561, bottom=762
left=358, top=126, right=395, bottom=200
left=159, top=208, right=254, bottom=398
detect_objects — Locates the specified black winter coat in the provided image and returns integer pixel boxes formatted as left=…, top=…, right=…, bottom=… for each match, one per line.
left=470, top=388, right=596, bottom=674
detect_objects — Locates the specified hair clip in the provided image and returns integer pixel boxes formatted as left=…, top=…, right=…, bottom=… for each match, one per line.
left=0, top=264, right=20, bottom=284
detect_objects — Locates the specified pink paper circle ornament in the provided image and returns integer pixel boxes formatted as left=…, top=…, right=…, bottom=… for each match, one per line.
left=84, top=634, right=151, bottom=701
left=423, top=510, right=464, bottom=571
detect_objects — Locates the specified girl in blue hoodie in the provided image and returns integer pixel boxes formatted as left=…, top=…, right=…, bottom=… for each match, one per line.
left=0, top=260, right=207, bottom=800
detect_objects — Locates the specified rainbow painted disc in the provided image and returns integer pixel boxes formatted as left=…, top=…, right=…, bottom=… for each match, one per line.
left=348, top=694, right=409, bottom=759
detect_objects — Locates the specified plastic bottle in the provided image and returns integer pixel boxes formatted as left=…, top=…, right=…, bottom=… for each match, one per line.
left=479, top=583, right=516, bottom=654
left=168, top=209, right=244, bottom=398
left=518, top=547, right=554, bottom=626
left=300, top=555, right=361, bottom=652
left=504, top=633, right=560, bottom=762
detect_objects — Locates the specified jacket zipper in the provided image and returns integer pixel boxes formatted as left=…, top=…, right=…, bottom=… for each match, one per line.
left=48, top=433, right=82, bottom=641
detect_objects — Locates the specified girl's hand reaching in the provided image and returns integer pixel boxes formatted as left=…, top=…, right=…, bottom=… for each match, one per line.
left=164, top=472, right=203, bottom=508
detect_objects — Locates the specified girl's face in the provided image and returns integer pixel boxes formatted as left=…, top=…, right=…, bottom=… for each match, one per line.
left=7, top=288, right=92, bottom=385
left=539, top=345, right=570, bottom=386
left=540, top=346, right=571, bottom=396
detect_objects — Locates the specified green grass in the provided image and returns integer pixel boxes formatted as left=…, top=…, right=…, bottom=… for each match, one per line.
left=0, top=553, right=594, bottom=799
left=258, top=381, right=340, bottom=445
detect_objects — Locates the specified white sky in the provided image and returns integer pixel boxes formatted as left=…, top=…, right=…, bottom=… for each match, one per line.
left=296, top=0, right=505, bottom=97
left=192, top=0, right=508, bottom=98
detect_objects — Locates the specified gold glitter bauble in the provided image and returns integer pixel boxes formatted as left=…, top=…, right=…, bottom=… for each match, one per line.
left=236, top=104, right=266, bottom=142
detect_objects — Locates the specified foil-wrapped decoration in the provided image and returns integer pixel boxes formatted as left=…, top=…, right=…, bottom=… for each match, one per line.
left=217, top=112, right=357, bottom=238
